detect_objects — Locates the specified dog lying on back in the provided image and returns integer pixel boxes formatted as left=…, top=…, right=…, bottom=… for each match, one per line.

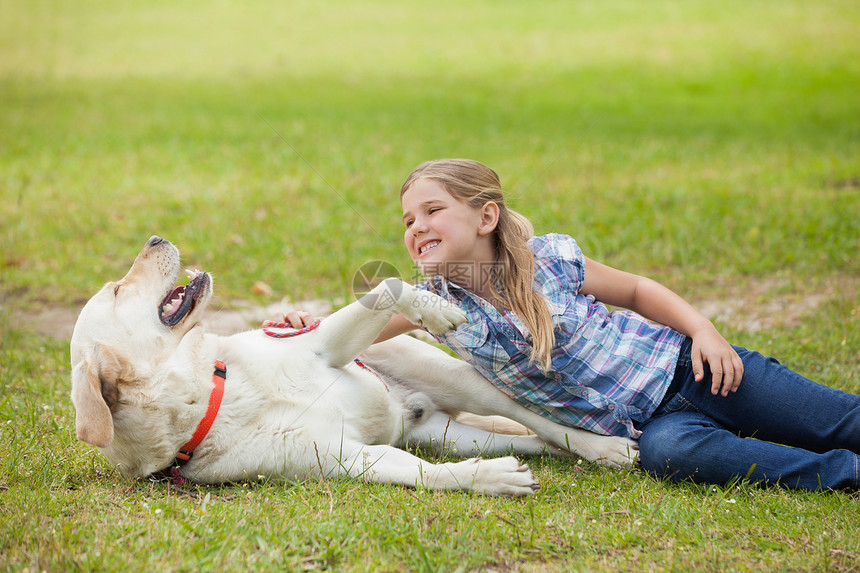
left=70, top=236, right=637, bottom=496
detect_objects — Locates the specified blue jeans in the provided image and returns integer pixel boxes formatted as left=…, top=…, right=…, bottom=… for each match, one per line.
left=636, top=338, right=860, bottom=491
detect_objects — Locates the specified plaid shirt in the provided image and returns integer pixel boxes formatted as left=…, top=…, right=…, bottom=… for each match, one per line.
left=420, top=233, right=685, bottom=438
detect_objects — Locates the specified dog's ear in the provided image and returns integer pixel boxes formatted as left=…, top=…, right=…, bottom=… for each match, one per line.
left=71, top=346, right=120, bottom=448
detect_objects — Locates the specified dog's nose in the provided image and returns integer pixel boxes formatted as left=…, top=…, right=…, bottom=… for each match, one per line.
left=147, top=236, right=164, bottom=247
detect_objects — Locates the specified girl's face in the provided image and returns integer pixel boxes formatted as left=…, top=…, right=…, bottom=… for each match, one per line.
left=401, top=178, right=497, bottom=276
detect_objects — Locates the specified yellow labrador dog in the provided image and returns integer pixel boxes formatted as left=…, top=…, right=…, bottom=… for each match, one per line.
left=70, top=236, right=637, bottom=496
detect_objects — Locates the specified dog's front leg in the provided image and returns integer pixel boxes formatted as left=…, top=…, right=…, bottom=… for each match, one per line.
left=317, top=441, right=539, bottom=497
left=313, top=279, right=466, bottom=368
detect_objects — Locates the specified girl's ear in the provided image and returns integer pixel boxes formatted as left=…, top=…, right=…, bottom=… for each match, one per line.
left=477, top=201, right=500, bottom=236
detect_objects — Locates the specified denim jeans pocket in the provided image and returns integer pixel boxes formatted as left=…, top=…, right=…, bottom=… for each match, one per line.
left=660, top=392, right=701, bottom=415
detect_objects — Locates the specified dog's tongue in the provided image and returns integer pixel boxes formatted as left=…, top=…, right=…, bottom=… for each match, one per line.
left=161, top=286, right=186, bottom=320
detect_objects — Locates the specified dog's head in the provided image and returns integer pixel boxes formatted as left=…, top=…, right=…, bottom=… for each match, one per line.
left=70, top=236, right=214, bottom=473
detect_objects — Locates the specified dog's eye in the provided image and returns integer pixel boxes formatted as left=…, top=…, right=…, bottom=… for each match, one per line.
left=113, top=284, right=121, bottom=296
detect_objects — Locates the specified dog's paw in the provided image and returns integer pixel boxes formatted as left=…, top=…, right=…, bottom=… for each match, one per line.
left=590, top=435, right=639, bottom=469
left=462, top=457, right=540, bottom=497
left=396, top=284, right=467, bottom=335
left=422, top=303, right=468, bottom=334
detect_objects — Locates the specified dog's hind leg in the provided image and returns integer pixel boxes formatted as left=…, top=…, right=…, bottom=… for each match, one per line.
left=362, top=336, right=639, bottom=469
left=401, top=412, right=565, bottom=459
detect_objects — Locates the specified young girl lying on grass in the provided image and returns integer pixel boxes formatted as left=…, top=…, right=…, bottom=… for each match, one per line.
left=281, top=158, right=860, bottom=491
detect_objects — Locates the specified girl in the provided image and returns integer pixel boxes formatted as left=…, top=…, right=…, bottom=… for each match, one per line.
left=284, top=159, right=860, bottom=491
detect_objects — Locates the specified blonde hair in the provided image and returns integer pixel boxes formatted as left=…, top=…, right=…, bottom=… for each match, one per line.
left=400, top=159, right=554, bottom=371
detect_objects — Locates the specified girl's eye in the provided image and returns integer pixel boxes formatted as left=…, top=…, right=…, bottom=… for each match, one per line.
left=404, top=219, right=414, bottom=228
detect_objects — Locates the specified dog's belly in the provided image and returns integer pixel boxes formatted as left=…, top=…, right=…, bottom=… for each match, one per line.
left=256, top=357, right=402, bottom=444
left=217, top=333, right=406, bottom=453
left=318, top=362, right=401, bottom=444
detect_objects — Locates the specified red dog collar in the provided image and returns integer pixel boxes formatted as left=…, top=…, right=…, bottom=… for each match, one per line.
left=174, top=361, right=226, bottom=466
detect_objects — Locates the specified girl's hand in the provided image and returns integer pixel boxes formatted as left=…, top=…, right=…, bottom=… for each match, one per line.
left=690, top=326, right=744, bottom=397
left=275, top=309, right=316, bottom=328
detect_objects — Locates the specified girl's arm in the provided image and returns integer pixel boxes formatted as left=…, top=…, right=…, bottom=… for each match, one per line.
left=374, top=313, right=420, bottom=343
left=580, top=257, right=744, bottom=397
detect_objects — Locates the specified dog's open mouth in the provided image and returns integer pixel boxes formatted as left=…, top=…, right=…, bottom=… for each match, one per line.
left=160, top=269, right=207, bottom=326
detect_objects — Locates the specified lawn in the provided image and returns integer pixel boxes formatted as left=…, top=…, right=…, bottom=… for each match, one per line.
left=1, top=0, right=859, bottom=570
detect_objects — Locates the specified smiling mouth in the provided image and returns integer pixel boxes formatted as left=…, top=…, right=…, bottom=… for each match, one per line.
left=419, top=241, right=440, bottom=255
left=160, top=269, right=206, bottom=326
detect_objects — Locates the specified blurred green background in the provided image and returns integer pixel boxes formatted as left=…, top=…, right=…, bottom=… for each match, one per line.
left=3, top=0, right=858, bottom=308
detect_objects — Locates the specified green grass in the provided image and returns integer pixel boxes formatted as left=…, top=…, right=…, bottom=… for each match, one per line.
left=2, top=0, right=859, bottom=570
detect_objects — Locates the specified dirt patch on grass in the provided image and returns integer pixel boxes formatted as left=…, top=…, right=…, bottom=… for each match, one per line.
left=11, top=296, right=340, bottom=341
left=6, top=275, right=859, bottom=341
left=689, top=277, right=827, bottom=333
